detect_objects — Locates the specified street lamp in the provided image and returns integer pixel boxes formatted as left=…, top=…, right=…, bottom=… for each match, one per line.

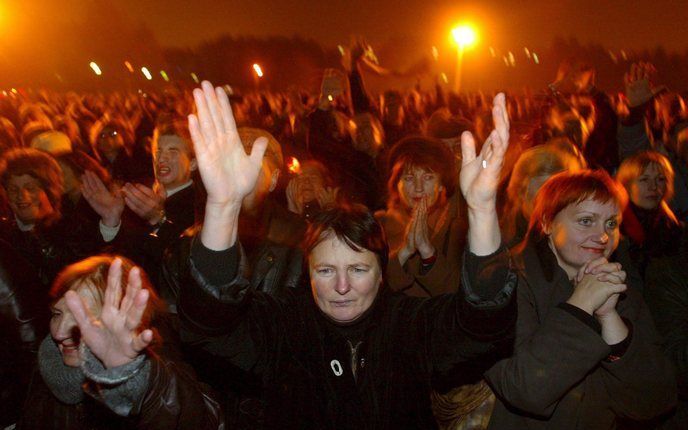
left=451, top=24, right=477, bottom=92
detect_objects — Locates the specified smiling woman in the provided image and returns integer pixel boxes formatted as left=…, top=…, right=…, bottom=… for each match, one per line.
left=485, top=170, right=676, bottom=429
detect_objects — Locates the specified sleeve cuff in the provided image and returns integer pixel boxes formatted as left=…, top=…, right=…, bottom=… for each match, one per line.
left=190, top=236, right=241, bottom=287
left=557, top=302, right=602, bottom=334
left=606, top=319, right=633, bottom=362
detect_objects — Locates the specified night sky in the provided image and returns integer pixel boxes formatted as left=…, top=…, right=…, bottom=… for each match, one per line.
left=118, top=0, right=688, bottom=52
left=2, top=0, right=687, bottom=52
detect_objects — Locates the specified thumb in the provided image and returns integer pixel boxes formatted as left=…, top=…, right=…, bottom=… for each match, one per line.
left=250, top=137, right=269, bottom=167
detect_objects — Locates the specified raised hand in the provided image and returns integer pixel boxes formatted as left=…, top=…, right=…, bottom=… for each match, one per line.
left=460, top=93, right=509, bottom=214
left=122, top=182, right=166, bottom=225
left=65, top=258, right=153, bottom=369
left=315, top=186, right=339, bottom=210
left=81, top=170, right=124, bottom=227
left=188, top=81, right=267, bottom=208
left=624, top=62, right=659, bottom=108
left=286, top=178, right=303, bottom=214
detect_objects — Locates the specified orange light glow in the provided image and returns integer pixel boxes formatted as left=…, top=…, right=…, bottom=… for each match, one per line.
left=451, top=25, right=477, bottom=48
left=124, top=61, right=134, bottom=73
left=287, top=157, right=301, bottom=175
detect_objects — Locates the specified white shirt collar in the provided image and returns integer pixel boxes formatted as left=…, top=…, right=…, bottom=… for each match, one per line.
left=165, top=180, right=193, bottom=198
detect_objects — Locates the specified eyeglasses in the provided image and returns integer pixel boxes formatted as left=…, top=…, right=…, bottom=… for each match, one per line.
left=99, top=129, right=119, bottom=139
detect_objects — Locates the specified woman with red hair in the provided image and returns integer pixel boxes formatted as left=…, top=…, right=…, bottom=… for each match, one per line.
left=485, top=170, right=676, bottom=429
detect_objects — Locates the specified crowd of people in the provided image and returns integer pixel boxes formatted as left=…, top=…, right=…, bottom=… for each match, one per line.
left=0, top=41, right=686, bottom=429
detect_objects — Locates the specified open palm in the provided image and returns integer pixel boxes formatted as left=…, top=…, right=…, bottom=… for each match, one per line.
left=65, top=259, right=152, bottom=369
left=188, top=81, right=267, bottom=207
left=459, top=93, right=510, bottom=213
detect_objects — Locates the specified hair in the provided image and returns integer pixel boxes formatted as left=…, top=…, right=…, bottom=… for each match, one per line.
left=616, top=150, right=675, bottom=203
left=57, top=149, right=111, bottom=186
left=50, top=255, right=164, bottom=330
left=385, top=136, right=458, bottom=208
left=503, top=143, right=586, bottom=241
left=237, top=127, right=283, bottom=173
left=0, top=117, right=20, bottom=150
left=303, top=204, right=389, bottom=275
left=0, top=148, right=64, bottom=220
left=525, top=170, right=628, bottom=242
left=153, top=117, right=195, bottom=159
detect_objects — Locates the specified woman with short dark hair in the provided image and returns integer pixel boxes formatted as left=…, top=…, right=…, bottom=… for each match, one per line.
left=177, top=82, right=516, bottom=428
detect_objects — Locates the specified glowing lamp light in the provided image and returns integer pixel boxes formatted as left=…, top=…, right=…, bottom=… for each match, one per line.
left=124, top=61, right=134, bottom=73
left=160, top=70, right=169, bottom=82
left=89, top=61, right=102, bottom=76
left=451, top=25, right=477, bottom=48
left=141, top=67, right=153, bottom=80
left=253, top=63, right=264, bottom=78
left=191, top=73, right=199, bottom=83
left=287, top=157, right=302, bottom=175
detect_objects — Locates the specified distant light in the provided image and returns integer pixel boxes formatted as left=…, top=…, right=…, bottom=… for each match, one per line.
left=451, top=25, right=477, bottom=48
left=55, top=73, right=63, bottom=82
left=327, top=95, right=333, bottom=102
left=252, top=63, right=264, bottom=78
left=160, top=70, right=169, bottom=82
left=141, top=66, right=152, bottom=80
left=533, top=53, right=540, bottom=64
left=1, top=91, right=7, bottom=96
left=337, top=45, right=345, bottom=56
left=124, top=61, right=134, bottom=73
left=10, top=88, right=17, bottom=94
left=508, top=51, right=516, bottom=67
left=432, top=46, right=439, bottom=61
left=621, top=50, right=628, bottom=61
left=524, top=47, right=531, bottom=58
left=503, top=56, right=510, bottom=67
left=440, top=72, right=448, bottom=83
left=89, top=61, right=102, bottom=76
left=489, top=47, right=496, bottom=58
left=287, top=157, right=301, bottom=175
left=190, top=73, right=199, bottom=83
left=608, top=50, right=618, bottom=64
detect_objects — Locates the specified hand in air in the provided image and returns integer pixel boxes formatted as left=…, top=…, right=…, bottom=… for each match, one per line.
left=65, top=259, right=153, bottom=369
left=188, top=81, right=267, bottom=208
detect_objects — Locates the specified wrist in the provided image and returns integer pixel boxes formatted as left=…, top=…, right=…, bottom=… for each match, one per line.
left=565, top=298, right=595, bottom=316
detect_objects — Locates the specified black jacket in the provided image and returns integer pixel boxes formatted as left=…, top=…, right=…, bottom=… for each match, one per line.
left=0, top=239, right=47, bottom=427
left=486, top=237, right=676, bottom=430
left=178, top=238, right=517, bottom=429
left=18, top=313, right=222, bottom=430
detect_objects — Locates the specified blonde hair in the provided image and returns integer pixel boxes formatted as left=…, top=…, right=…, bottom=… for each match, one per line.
left=502, top=143, right=585, bottom=242
left=50, top=255, right=164, bottom=330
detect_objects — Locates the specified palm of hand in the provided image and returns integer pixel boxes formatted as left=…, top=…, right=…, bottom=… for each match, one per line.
left=460, top=93, right=509, bottom=212
left=189, top=82, right=267, bottom=206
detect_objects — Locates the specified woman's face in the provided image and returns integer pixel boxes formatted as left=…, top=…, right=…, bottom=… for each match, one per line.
left=630, top=163, right=667, bottom=210
left=6, top=174, right=55, bottom=225
left=396, top=164, right=443, bottom=209
left=309, top=233, right=382, bottom=323
left=545, top=197, right=621, bottom=279
left=50, top=283, right=101, bottom=367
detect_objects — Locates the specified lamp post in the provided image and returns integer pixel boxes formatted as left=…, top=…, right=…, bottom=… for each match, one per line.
left=451, top=25, right=477, bottom=93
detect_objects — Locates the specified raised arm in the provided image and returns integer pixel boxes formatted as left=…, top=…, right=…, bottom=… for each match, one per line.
left=460, top=93, right=509, bottom=256
left=187, top=81, right=267, bottom=251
